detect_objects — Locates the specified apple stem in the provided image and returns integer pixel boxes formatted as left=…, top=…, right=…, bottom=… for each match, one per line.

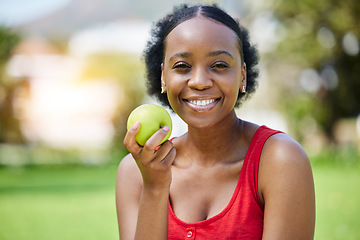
left=159, top=124, right=163, bottom=129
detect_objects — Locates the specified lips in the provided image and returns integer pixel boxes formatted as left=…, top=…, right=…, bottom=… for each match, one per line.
left=184, top=98, right=220, bottom=112
left=188, top=99, right=216, bottom=106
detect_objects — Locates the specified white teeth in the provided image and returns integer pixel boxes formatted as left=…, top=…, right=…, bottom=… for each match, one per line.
left=189, top=99, right=216, bottom=106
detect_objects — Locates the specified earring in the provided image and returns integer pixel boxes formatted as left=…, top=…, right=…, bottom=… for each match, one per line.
left=161, top=86, right=165, bottom=94
left=242, top=86, right=246, bottom=93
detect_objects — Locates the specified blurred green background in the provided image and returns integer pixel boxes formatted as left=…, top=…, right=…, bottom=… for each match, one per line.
left=0, top=0, right=359, bottom=239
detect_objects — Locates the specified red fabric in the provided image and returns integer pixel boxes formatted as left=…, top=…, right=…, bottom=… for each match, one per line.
left=168, top=126, right=282, bottom=239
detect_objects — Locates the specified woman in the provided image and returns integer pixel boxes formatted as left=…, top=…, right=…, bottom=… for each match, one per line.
left=116, top=4, right=315, bottom=240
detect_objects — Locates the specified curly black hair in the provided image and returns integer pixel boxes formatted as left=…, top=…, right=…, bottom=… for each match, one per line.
left=143, top=4, right=259, bottom=108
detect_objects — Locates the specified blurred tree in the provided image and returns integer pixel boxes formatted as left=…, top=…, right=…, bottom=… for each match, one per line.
left=81, top=53, right=146, bottom=150
left=0, top=26, right=24, bottom=143
left=266, top=0, right=360, bottom=142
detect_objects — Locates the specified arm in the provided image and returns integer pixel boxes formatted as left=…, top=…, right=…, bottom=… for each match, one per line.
left=259, top=134, right=315, bottom=240
left=116, top=154, right=142, bottom=239
left=116, top=122, right=176, bottom=240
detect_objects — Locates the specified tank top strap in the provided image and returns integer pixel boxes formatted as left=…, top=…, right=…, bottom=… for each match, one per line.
left=242, top=125, right=284, bottom=210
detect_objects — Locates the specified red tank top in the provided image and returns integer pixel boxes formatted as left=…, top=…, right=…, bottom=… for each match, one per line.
left=168, top=126, right=282, bottom=239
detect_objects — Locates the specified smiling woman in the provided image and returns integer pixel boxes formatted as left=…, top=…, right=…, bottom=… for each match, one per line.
left=161, top=16, right=245, bottom=128
left=145, top=5, right=259, bottom=110
left=116, top=4, right=315, bottom=240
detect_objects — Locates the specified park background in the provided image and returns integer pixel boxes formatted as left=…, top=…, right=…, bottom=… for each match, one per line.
left=0, top=0, right=359, bottom=239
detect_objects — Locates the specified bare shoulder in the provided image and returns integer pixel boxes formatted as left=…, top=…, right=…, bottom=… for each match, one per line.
left=259, top=132, right=313, bottom=196
left=261, top=132, right=310, bottom=168
left=117, top=153, right=140, bottom=176
left=116, top=153, right=142, bottom=196
left=259, top=133, right=315, bottom=239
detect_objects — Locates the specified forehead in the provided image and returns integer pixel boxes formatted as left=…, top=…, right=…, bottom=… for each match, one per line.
left=164, top=17, right=240, bottom=58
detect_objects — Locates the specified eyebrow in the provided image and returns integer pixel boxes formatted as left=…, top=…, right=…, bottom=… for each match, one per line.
left=207, top=50, right=234, bottom=59
left=169, top=52, right=193, bottom=62
left=168, top=50, right=234, bottom=62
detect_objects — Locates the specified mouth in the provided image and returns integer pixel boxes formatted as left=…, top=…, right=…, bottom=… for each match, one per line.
left=184, top=98, right=220, bottom=112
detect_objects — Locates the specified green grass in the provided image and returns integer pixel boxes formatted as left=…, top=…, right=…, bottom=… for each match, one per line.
left=0, top=162, right=359, bottom=240
left=0, top=165, right=119, bottom=240
left=313, top=166, right=360, bottom=240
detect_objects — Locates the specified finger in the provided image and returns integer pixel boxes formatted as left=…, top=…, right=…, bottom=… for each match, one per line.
left=142, top=126, right=170, bottom=152
left=141, top=126, right=171, bottom=163
left=123, top=121, right=142, bottom=154
left=154, top=140, right=173, bottom=159
left=161, top=147, right=176, bottom=168
left=141, top=141, right=175, bottom=169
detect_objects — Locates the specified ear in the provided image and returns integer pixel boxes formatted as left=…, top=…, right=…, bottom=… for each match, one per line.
left=240, top=63, right=247, bottom=92
left=161, top=63, right=167, bottom=93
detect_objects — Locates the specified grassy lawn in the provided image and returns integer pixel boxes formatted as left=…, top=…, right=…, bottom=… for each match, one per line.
left=0, top=165, right=119, bottom=240
left=313, top=166, right=360, bottom=240
left=0, top=162, right=359, bottom=240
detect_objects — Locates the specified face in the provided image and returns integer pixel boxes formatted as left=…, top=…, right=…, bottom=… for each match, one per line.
left=161, top=17, right=246, bottom=129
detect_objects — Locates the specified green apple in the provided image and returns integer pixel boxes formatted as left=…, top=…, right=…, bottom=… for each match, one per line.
left=127, top=104, right=172, bottom=146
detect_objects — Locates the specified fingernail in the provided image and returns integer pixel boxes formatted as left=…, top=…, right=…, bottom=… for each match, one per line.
left=132, top=121, right=140, bottom=129
left=163, top=126, right=169, bottom=132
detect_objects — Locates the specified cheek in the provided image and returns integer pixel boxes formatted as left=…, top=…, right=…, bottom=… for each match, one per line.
left=220, top=72, right=241, bottom=96
left=164, top=69, right=189, bottom=90
left=163, top=74, right=185, bottom=105
left=226, top=83, right=241, bottom=105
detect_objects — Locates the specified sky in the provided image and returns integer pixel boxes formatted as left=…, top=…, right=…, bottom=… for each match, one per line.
left=0, top=0, right=70, bottom=26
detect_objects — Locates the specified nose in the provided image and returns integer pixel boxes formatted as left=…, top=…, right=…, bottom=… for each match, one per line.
left=187, top=67, right=213, bottom=90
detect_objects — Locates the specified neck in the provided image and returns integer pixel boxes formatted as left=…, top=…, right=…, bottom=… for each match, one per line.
left=182, top=111, right=245, bottom=167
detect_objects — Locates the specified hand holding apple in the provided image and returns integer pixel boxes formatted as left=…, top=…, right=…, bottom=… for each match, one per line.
left=127, top=104, right=172, bottom=146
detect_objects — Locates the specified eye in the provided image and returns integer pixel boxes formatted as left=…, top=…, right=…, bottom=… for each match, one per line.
left=172, top=62, right=191, bottom=73
left=211, top=62, right=229, bottom=70
left=173, top=62, right=191, bottom=69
